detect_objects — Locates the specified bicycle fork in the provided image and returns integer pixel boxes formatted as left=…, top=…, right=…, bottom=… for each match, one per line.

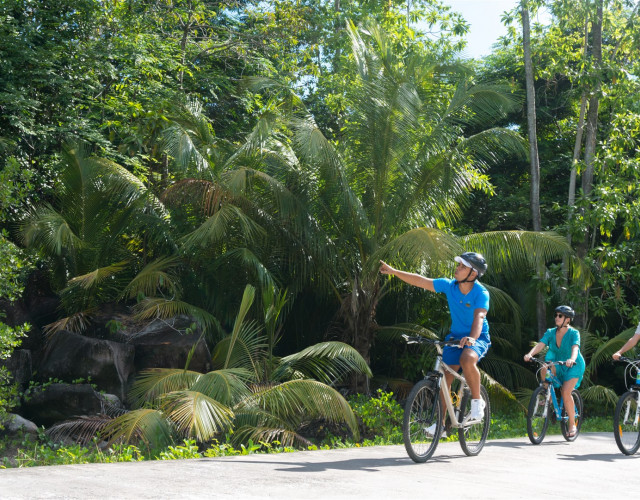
left=623, top=391, right=640, bottom=426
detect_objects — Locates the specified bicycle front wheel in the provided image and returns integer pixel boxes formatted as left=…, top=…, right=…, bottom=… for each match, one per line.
left=458, top=385, right=491, bottom=456
left=560, top=389, right=583, bottom=441
left=403, top=379, right=442, bottom=463
left=527, top=385, right=550, bottom=445
left=613, top=391, right=640, bottom=455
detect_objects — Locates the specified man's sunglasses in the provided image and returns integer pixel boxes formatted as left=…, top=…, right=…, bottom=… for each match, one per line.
left=555, top=313, right=566, bottom=318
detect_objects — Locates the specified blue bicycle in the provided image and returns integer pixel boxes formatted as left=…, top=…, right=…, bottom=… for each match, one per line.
left=526, top=358, right=583, bottom=444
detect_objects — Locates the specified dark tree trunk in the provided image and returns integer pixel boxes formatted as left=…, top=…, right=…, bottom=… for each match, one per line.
left=576, top=0, right=603, bottom=329
left=522, top=1, right=546, bottom=336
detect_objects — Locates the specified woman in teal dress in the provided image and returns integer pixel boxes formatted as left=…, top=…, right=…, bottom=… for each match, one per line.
left=524, top=305, right=585, bottom=437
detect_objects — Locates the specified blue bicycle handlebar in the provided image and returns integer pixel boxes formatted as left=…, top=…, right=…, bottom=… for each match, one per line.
left=527, top=358, right=566, bottom=367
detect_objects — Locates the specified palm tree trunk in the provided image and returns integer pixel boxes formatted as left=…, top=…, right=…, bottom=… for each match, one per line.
left=576, top=0, right=603, bottom=329
left=567, top=15, right=590, bottom=239
left=521, top=1, right=545, bottom=335
left=337, top=276, right=378, bottom=394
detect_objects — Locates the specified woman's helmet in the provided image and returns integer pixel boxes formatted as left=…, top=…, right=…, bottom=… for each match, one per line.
left=455, top=252, right=488, bottom=277
left=555, top=305, right=575, bottom=319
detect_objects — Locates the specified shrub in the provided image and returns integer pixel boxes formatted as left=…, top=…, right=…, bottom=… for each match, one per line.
left=348, top=390, right=403, bottom=443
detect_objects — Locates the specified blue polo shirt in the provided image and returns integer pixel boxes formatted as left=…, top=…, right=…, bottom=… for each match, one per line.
left=432, top=278, right=490, bottom=341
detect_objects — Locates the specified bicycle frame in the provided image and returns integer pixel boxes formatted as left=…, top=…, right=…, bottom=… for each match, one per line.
left=620, top=392, right=640, bottom=427
left=619, top=357, right=640, bottom=426
left=539, top=377, right=565, bottom=421
left=430, top=343, right=476, bottom=428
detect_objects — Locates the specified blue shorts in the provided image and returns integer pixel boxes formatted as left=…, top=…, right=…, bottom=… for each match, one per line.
left=442, top=335, right=491, bottom=366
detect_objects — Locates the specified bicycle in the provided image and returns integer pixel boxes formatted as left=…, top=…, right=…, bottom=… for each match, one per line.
left=526, top=357, right=583, bottom=444
left=613, top=356, right=640, bottom=455
left=401, top=335, right=491, bottom=463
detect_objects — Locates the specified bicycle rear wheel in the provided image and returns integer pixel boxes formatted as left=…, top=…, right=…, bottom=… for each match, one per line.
left=403, top=379, right=442, bottom=463
left=527, top=385, right=550, bottom=445
left=560, top=389, right=583, bottom=441
left=613, top=391, right=640, bottom=455
left=458, top=385, right=490, bottom=456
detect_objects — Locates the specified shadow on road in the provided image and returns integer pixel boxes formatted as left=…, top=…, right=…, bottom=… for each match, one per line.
left=204, top=454, right=465, bottom=472
left=486, top=439, right=570, bottom=449
left=557, top=452, right=640, bottom=462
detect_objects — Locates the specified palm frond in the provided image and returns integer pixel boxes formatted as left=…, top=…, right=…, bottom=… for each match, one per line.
left=211, top=322, right=266, bottom=376
left=160, top=390, right=234, bottom=441
left=372, top=227, right=462, bottom=279
left=272, top=341, right=372, bottom=385
left=238, top=379, right=358, bottom=439
left=482, top=283, right=523, bottom=329
left=209, top=248, right=276, bottom=292
left=128, top=368, right=203, bottom=408
left=479, top=371, right=524, bottom=412
left=579, top=384, right=618, bottom=408
left=179, top=203, right=265, bottom=250
left=46, top=415, right=114, bottom=445
left=584, top=328, right=636, bottom=380
left=20, top=204, right=83, bottom=257
left=104, top=408, right=174, bottom=448
left=121, top=256, right=182, bottom=300
left=131, top=297, right=220, bottom=337
left=457, top=128, right=527, bottom=166
left=461, top=230, right=590, bottom=285
left=43, top=311, right=93, bottom=337
left=66, top=262, right=129, bottom=290
left=444, top=82, right=522, bottom=128
left=479, top=354, right=538, bottom=392
left=237, top=426, right=312, bottom=449
left=189, top=369, right=252, bottom=405
left=161, top=100, right=216, bottom=172
left=223, top=284, right=256, bottom=369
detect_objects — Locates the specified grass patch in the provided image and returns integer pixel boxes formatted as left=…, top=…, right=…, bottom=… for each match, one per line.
left=0, top=390, right=617, bottom=467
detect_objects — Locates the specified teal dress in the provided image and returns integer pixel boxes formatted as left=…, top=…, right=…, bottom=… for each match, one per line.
left=541, top=326, right=585, bottom=388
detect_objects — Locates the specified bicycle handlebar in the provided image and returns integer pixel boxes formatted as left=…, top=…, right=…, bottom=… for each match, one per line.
left=617, top=356, right=640, bottom=364
left=402, top=334, right=461, bottom=347
left=527, top=357, right=566, bottom=367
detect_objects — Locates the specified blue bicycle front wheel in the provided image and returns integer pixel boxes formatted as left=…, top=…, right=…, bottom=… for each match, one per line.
left=527, top=385, right=550, bottom=445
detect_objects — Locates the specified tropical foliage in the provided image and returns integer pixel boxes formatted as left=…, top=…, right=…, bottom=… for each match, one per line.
left=4, top=0, right=640, bottom=447
left=47, top=285, right=371, bottom=449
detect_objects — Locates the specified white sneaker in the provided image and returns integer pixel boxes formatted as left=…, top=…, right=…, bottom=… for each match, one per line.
left=469, top=399, right=486, bottom=420
left=425, top=423, right=446, bottom=439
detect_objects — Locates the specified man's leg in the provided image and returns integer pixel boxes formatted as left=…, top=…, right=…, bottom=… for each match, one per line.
left=460, top=349, right=480, bottom=399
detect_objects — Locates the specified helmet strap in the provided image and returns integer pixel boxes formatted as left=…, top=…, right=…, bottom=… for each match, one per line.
left=455, top=268, right=477, bottom=284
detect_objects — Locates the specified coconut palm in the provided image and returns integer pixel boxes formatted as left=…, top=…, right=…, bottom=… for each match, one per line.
left=234, top=21, right=587, bottom=392
left=18, top=142, right=182, bottom=333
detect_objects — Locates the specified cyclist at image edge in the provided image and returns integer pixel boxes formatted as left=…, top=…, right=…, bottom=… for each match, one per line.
left=379, top=252, right=490, bottom=427
left=524, top=305, right=586, bottom=438
left=612, top=320, right=640, bottom=360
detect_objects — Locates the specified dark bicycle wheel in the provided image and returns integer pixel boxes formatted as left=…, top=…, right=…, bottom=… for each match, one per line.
left=402, top=378, right=442, bottom=463
left=527, top=385, right=550, bottom=445
left=613, top=391, right=640, bottom=455
left=560, top=389, right=583, bottom=441
left=458, top=385, right=491, bottom=456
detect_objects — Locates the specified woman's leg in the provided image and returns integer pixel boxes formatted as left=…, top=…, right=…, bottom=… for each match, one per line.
left=561, top=378, right=579, bottom=430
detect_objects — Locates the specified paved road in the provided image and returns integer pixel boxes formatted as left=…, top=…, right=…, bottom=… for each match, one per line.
left=1, top=433, right=638, bottom=499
